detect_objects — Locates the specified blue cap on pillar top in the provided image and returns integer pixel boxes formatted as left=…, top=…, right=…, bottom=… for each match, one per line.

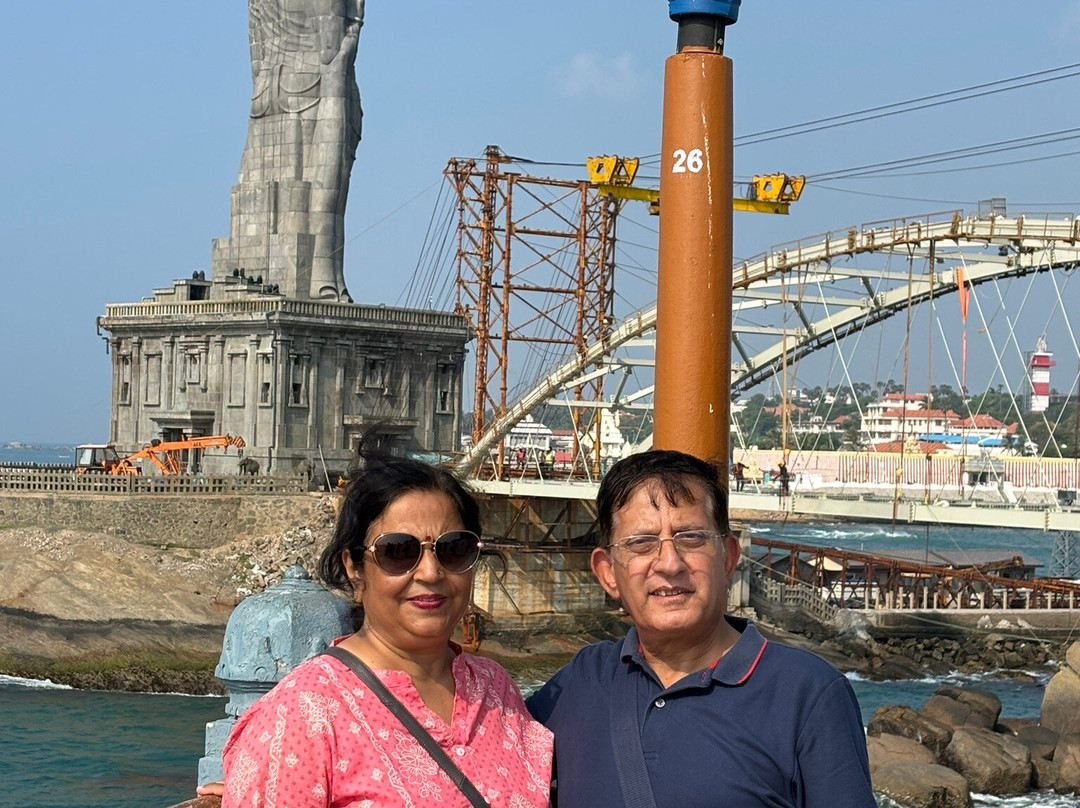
left=214, top=564, right=353, bottom=717
left=668, top=0, right=741, bottom=24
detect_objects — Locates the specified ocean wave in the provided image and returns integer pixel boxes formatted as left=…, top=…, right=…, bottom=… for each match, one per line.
left=803, top=527, right=916, bottom=541
left=972, top=792, right=1079, bottom=807
left=849, top=667, right=1050, bottom=688
left=881, top=785, right=1071, bottom=807
left=0, top=674, right=74, bottom=690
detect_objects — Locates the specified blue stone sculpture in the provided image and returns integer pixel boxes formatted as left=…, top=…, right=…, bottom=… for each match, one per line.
left=198, top=565, right=352, bottom=786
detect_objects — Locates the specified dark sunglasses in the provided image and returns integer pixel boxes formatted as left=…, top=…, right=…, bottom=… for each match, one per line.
left=365, top=530, right=484, bottom=576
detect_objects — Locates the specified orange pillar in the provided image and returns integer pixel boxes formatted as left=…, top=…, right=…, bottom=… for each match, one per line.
left=654, top=45, right=733, bottom=469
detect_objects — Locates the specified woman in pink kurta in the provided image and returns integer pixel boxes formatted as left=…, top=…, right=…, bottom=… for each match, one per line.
left=218, top=448, right=553, bottom=808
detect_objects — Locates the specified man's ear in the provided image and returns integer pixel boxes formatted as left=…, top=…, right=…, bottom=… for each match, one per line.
left=721, top=534, right=740, bottom=578
left=591, top=546, right=621, bottom=601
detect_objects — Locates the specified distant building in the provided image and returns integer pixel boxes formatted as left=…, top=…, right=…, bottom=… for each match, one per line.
left=504, top=414, right=555, bottom=453
left=593, top=409, right=630, bottom=466
left=860, top=394, right=951, bottom=445
left=100, top=275, right=468, bottom=475
left=858, top=392, right=1025, bottom=455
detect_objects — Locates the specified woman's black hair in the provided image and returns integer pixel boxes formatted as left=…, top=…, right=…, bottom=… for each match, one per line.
left=318, top=435, right=485, bottom=626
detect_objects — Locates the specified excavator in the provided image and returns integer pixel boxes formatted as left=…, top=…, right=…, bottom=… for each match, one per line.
left=75, top=434, right=246, bottom=475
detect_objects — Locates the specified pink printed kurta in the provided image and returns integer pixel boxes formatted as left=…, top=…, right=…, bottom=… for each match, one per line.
left=221, top=644, right=553, bottom=808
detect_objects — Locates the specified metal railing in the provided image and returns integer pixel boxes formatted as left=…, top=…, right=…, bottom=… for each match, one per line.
left=102, top=298, right=466, bottom=330
left=0, top=469, right=308, bottom=495
left=752, top=537, right=1080, bottom=611
left=750, top=574, right=840, bottom=623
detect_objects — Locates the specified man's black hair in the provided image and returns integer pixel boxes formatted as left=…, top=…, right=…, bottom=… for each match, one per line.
left=596, top=450, right=730, bottom=545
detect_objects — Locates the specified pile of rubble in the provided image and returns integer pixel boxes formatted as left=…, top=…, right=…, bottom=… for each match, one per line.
left=213, top=499, right=337, bottom=599
left=879, top=633, right=1055, bottom=672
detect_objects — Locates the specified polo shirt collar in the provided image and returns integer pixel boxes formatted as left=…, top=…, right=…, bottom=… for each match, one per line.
left=619, top=615, right=768, bottom=687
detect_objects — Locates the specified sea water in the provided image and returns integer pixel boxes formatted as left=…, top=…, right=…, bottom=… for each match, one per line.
left=0, top=442, right=76, bottom=466
left=1, top=676, right=225, bottom=808
left=3, top=668, right=1073, bottom=808
left=748, top=520, right=1062, bottom=572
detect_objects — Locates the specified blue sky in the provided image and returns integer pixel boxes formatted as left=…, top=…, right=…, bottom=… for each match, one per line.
left=3, top=1, right=1080, bottom=441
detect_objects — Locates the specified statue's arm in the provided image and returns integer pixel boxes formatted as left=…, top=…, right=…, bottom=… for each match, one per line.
left=319, top=0, right=363, bottom=67
left=318, top=18, right=361, bottom=97
left=248, top=0, right=271, bottom=78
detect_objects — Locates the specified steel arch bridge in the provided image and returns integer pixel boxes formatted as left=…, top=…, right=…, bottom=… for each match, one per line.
left=455, top=209, right=1080, bottom=477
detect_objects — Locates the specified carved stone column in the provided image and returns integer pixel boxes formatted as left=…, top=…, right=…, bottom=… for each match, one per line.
left=213, top=336, right=227, bottom=431
left=164, top=337, right=176, bottom=411
left=272, top=336, right=292, bottom=462
left=246, top=336, right=261, bottom=448
left=308, top=338, right=324, bottom=449
left=131, top=337, right=143, bottom=443
left=333, top=340, right=349, bottom=451
left=109, top=338, right=123, bottom=443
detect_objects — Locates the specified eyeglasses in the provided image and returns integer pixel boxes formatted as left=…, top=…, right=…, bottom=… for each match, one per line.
left=366, top=530, right=484, bottom=576
left=608, top=530, right=720, bottom=559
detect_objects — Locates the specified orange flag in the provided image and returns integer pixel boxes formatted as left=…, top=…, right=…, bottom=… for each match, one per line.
left=957, top=264, right=969, bottom=323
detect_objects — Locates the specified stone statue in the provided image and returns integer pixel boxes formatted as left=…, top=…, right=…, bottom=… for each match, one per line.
left=212, top=0, right=364, bottom=301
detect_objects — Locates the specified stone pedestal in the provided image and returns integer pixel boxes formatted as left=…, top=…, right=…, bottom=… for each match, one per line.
left=197, top=566, right=352, bottom=786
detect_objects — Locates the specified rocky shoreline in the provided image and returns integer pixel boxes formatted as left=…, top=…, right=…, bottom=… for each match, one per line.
left=879, top=633, right=1057, bottom=673
left=866, top=641, right=1080, bottom=804
left=0, top=608, right=1066, bottom=697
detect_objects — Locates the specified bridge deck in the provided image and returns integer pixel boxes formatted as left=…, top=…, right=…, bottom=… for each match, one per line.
left=471, top=479, right=1080, bottom=532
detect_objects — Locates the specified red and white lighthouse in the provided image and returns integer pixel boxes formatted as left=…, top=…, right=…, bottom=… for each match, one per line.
left=1028, top=336, right=1054, bottom=413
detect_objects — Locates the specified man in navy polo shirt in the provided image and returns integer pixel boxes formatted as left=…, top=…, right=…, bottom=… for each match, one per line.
left=527, top=450, right=875, bottom=808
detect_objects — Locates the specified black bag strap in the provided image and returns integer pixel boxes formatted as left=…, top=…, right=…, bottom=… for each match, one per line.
left=610, top=662, right=659, bottom=808
left=321, top=646, right=489, bottom=808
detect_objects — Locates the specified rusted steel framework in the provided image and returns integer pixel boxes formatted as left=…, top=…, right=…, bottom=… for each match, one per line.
left=752, top=537, right=1080, bottom=610
left=447, top=146, right=619, bottom=479
left=477, top=492, right=599, bottom=547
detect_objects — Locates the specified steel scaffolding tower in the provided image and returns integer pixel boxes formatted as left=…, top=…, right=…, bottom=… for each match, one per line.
left=447, top=146, right=619, bottom=479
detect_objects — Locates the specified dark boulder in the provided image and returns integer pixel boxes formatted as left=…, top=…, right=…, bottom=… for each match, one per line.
left=934, top=686, right=1001, bottom=726
left=872, top=762, right=971, bottom=808
left=868, top=705, right=954, bottom=758
left=1015, top=724, right=1059, bottom=761
left=942, top=727, right=1032, bottom=796
left=867, top=733, right=937, bottom=771
left=1032, top=757, right=1062, bottom=792
left=921, top=686, right=999, bottom=732
left=1054, top=733, right=1080, bottom=795
left=997, top=717, right=1037, bottom=735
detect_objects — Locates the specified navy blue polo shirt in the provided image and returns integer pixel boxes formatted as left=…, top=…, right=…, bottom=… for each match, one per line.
left=526, top=617, right=875, bottom=808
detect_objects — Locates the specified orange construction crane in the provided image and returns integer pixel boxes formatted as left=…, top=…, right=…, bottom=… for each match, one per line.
left=75, top=434, right=246, bottom=476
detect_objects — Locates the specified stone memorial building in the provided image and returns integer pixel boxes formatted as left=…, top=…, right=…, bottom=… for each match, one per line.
left=98, top=0, right=468, bottom=475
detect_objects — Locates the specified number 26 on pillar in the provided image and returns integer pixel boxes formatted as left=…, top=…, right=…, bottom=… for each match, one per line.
left=671, top=148, right=703, bottom=174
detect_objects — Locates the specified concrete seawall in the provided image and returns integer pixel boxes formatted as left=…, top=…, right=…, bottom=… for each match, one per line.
left=0, top=492, right=328, bottom=548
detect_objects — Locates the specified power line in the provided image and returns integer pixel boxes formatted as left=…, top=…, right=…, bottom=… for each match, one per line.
left=504, top=155, right=584, bottom=168
left=814, top=145, right=1080, bottom=181
left=635, top=62, right=1080, bottom=161
left=735, top=66, right=1080, bottom=148
left=808, top=184, right=975, bottom=205
left=808, top=127, right=1080, bottom=181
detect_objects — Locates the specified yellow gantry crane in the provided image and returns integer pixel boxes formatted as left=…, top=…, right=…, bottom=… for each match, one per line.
left=585, top=154, right=804, bottom=215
